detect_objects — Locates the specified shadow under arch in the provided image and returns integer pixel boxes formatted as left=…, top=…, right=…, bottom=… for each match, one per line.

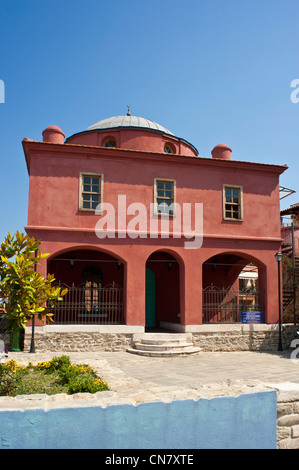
left=47, top=244, right=127, bottom=266
left=202, top=250, right=266, bottom=324
left=47, top=247, right=126, bottom=325
left=202, top=250, right=266, bottom=270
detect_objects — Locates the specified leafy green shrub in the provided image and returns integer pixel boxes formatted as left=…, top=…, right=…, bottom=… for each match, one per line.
left=0, top=372, right=15, bottom=395
left=34, top=356, right=108, bottom=394
left=67, top=375, right=108, bottom=394
left=35, top=355, right=72, bottom=373
left=0, top=356, right=108, bottom=396
left=0, top=360, right=28, bottom=396
left=0, top=232, right=67, bottom=333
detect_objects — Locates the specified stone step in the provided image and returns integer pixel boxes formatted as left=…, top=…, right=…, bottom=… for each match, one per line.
left=133, top=341, right=195, bottom=352
left=127, top=332, right=201, bottom=357
left=139, top=338, right=190, bottom=346
left=134, top=333, right=192, bottom=343
left=126, top=346, right=201, bottom=357
left=137, top=333, right=190, bottom=341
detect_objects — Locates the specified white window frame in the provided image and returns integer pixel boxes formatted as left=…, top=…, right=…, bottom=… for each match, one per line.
left=154, top=177, right=176, bottom=216
left=79, top=172, right=104, bottom=212
left=223, top=184, right=243, bottom=221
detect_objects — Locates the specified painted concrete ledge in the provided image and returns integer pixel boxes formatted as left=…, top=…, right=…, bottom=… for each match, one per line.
left=160, top=322, right=285, bottom=333
left=24, top=325, right=144, bottom=334
left=0, top=389, right=277, bottom=449
left=25, top=323, right=291, bottom=334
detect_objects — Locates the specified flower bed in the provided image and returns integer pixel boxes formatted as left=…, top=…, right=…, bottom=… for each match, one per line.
left=0, top=355, right=109, bottom=396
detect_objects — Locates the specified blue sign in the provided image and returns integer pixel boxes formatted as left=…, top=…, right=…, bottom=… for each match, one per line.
left=241, top=311, right=263, bottom=324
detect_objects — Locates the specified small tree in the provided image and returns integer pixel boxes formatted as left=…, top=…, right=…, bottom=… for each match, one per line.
left=0, top=231, right=67, bottom=332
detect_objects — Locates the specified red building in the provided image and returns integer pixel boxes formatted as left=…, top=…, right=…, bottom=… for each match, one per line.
left=22, top=113, right=288, bottom=349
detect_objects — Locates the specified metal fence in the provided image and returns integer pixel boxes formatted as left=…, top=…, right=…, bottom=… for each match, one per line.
left=202, top=285, right=264, bottom=323
left=48, top=282, right=124, bottom=325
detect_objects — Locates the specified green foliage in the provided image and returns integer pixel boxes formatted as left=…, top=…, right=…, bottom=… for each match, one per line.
left=0, top=356, right=109, bottom=396
left=0, top=231, right=67, bottom=332
left=0, top=359, right=29, bottom=396
left=35, top=355, right=109, bottom=394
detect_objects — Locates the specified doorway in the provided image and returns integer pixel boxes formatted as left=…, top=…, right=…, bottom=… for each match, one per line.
left=145, top=267, right=156, bottom=327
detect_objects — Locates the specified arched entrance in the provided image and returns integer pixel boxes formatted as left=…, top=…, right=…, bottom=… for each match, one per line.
left=202, top=252, right=265, bottom=323
left=47, top=249, right=125, bottom=324
left=145, top=251, right=181, bottom=329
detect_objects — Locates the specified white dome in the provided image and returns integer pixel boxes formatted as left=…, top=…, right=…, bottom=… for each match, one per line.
left=86, top=115, right=174, bottom=136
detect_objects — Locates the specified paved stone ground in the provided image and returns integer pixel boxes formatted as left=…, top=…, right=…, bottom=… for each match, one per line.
left=0, top=349, right=298, bottom=409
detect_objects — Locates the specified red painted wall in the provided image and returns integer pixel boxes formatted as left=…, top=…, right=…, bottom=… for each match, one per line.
left=23, top=124, right=287, bottom=326
left=66, top=128, right=197, bottom=157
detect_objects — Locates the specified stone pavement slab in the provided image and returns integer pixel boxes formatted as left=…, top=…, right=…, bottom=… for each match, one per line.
left=6, top=349, right=299, bottom=385
left=0, top=350, right=298, bottom=409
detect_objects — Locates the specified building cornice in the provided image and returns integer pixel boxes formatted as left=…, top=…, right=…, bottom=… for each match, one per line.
left=22, top=139, right=288, bottom=176
left=25, top=225, right=283, bottom=243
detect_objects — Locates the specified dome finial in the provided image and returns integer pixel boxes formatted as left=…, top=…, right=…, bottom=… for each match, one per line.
left=127, top=104, right=131, bottom=116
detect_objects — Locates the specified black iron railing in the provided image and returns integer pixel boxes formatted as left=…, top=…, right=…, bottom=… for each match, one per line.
left=48, top=282, right=124, bottom=324
left=202, top=285, right=264, bottom=323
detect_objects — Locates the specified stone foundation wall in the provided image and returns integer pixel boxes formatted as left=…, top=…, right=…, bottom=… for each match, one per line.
left=192, top=325, right=298, bottom=352
left=23, top=331, right=134, bottom=352
left=22, top=324, right=299, bottom=353
left=272, top=384, right=299, bottom=449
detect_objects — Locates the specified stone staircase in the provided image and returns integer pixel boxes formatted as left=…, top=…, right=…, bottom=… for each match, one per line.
left=282, top=255, right=299, bottom=323
left=127, top=333, right=201, bottom=357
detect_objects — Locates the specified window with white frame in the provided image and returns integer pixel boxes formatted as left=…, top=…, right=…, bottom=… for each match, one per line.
left=79, top=173, right=103, bottom=211
left=154, top=178, right=176, bottom=215
left=223, top=185, right=243, bottom=220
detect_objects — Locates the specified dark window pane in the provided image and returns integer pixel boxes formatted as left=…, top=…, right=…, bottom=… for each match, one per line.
left=105, top=140, right=116, bottom=147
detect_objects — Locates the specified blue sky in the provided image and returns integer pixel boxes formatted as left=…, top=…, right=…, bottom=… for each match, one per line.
left=0, top=0, right=298, bottom=243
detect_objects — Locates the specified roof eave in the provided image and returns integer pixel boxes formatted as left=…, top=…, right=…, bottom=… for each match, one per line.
left=22, top=139, right=288, bottom=175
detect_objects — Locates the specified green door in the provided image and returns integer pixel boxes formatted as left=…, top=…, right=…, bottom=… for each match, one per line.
left=145, top=267, right=156, bottom=327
